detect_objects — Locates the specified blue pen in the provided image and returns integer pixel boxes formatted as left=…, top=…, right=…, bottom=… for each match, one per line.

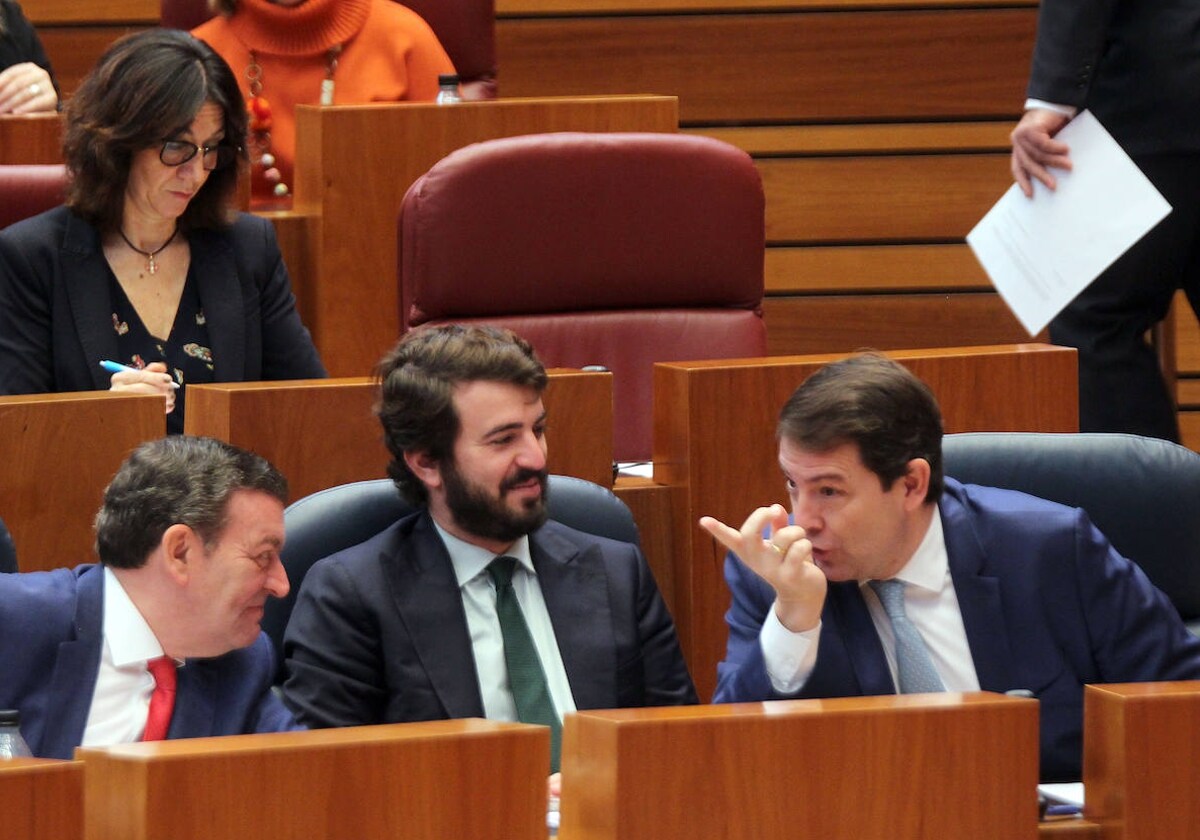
left=99, top=359, right=180, bottom=389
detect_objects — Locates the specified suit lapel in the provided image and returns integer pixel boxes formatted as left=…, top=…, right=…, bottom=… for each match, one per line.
left=169, top=660, right=216, bottom=739
left=61, top=215, right=121, bottom=389
left=533, top=527, right=615, bottom=710
left=43, top=566, right=105, bottom=759
left=941, top=485, right=1017, bottom=692
left=826, top=582, right=896, bottom=694
left=188, top=228, right=244, bottom=381
left=386, top=514, right=484, bottom=719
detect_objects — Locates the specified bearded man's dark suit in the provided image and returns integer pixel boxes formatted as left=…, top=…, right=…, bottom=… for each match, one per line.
left=281, top=510, right=697, bottom=727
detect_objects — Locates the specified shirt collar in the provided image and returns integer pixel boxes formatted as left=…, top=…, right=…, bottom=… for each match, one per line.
left=431, top=520, right=535, bottom=588
left=877, top=504, right=948, bottom=594
left=102, top=566, right=166, bottom=667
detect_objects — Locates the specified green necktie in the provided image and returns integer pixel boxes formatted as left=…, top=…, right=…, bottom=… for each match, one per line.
left=487, top=556, right=562, bottom=772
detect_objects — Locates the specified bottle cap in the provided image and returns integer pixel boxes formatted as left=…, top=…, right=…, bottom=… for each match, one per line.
left=0, top=709, right=20, bottom=726
left=438, top=74, right=460, bottom=86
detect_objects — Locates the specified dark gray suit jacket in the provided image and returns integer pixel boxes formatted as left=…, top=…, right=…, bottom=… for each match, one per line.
left=1027, top=0, right=1200, bottom=155
left=281, top=510, right=697, bottom=727
left=0, top=206, right=325, bottom=397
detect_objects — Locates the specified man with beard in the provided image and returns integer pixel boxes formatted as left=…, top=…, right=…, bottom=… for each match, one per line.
left=280, top=325, right=696, bottom=773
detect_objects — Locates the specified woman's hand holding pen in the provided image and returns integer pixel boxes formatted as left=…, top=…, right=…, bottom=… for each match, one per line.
left=103, top=360, right=177, bottom=414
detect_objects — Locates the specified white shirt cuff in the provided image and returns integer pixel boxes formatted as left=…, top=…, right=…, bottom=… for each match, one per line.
left=1024, top=99, right=1077, bottom=119
left=761, top=606, right=821, bottom=694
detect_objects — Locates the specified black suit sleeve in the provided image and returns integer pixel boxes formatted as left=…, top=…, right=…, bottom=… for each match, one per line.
left=631, top=544, right=699, bottom=706
left=1026, top=0, right=1121, bottom=105
left=0, top=1, right=59, bottom=96
left=281, top=555, right=391, bottom=728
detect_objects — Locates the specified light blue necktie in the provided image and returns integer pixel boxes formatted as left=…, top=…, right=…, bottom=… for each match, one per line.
left=869, top=578, right=946, bottom=694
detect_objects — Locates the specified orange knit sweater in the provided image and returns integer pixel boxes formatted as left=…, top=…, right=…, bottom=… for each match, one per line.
left=194, top=0, right=453, bottom=205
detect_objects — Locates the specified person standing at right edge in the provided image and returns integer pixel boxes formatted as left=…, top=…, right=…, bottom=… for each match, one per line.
left=1010, top=0, right=1200, bottom=441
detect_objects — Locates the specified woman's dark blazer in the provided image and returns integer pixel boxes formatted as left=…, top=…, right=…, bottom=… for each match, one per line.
left=0, top=206, right=326, bottom=395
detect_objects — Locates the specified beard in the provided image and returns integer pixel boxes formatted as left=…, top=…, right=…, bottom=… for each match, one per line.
left=442, top=459, right=549, bottom=545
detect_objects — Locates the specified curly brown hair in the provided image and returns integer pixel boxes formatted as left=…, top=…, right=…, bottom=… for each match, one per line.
left=62, top=29, right=247, bottom=233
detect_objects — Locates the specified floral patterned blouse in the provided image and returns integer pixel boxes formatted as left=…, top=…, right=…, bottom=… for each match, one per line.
left=109, top=270, right=214, bottom=435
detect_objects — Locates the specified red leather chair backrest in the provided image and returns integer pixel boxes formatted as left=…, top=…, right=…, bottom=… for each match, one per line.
left=162, top=0, right=496, bottom=96
left=398, top=132, right=766, bottom=462
left=0, top=164, right=68, bottom=230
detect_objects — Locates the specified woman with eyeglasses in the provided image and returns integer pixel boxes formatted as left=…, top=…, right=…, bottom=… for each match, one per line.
left=0, top=29, right=325, bottom=432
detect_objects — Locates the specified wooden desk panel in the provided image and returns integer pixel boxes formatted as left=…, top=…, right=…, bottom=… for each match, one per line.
left=0, top=759, right=83, bottom=840
left=0, top=392, right=164, bottom=573
left=78, top=720, right=547, bottom=840
left=285, top=96, right=678, bottom=376
left=184, top=369, right=614, bottom=503
left=653, top=344, right=1077, bottom=700
left=0, top=115, right=63, bottom=164
left=1083, top=681, right=1200, bottom=839
left=560, top=692, right=1039, bottom=840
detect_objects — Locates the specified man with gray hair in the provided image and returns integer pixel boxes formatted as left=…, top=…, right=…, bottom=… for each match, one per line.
left=0, top=435, right=302, bottom=758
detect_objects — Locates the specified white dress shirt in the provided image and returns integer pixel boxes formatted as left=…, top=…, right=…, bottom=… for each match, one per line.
left=763, top=507, right=980, bottom=694
left=434, top=522, right=577, bottom=722
left=81, top=567, right=172, bottom=747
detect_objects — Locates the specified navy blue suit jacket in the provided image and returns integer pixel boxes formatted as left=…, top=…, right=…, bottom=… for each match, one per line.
left=714, top=479, right=1200, bottom=781
left=281, top=510, right=697, bottom=727
left=0, top=206, right=325, bottom=398
left=0, top=564, right=301, bottom=759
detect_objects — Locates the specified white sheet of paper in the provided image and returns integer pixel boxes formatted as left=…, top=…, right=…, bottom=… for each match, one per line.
left=966, top=110, right=1172, bottom=335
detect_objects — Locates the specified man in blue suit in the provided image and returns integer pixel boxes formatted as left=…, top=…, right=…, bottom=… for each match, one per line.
left=702, top=353, right=1200, bottom=781
left=0, top=436, right=301, bottom=759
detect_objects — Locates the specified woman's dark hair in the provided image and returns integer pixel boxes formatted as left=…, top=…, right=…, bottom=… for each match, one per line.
left=62, top=29, right=247, bottom=233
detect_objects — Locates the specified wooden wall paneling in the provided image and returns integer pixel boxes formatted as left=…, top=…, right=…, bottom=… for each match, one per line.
left=285, top=96, right=678, bottom=376
left=758, top=154, right=1013, bottom=243
left=25, top=0, right=157, bottom=25
left=560, top=693, right=1040, bottom=840
left=652, top=344, right=1077, bottom=699
left=0, top=759, right=83, bottom=840
left=497, top=0, right=1037, bottom=14
left=763, top=293, right=1043, bottom=356
left=0, top=392, right=164, bottom=573
left=79, top=721, right=548, bottom=840
left=0, top=114, right=64, bottom=164
left=496, top=9, right=1037, bottom=124
left=764, top=244, right=991, bottom=294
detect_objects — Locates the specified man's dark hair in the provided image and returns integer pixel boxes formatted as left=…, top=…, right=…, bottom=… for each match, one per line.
left=777, top=352, right=944, bottom=502
left=62, top=29, right=247, bottom=234
left=94, top=436, right=287, bottom=569
left=376, top=325, right=548, bottom=505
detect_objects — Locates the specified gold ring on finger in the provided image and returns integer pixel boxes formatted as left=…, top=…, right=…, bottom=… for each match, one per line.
left=768, top=541, right=785, bottom=556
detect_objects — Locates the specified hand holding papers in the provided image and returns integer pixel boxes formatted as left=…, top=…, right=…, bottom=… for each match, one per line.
left=967, top=111, right=1171, bottom=335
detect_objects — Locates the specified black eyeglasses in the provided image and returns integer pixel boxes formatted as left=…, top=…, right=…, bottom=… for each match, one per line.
left=158, top=140, right=237, bottom=171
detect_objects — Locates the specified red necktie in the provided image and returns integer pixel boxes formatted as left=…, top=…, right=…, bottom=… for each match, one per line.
left=142, top=656, right=177, bottom=742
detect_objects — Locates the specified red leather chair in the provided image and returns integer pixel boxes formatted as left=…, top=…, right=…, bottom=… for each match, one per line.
left=161, top=0, right=496, bottom=98
left=0, top=164, right=67, bottom=230
left=398, top=132, right=766, bottom=463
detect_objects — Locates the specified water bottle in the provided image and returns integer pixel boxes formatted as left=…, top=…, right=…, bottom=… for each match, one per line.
left=435, top=74, right=463, bottom=105
left=0, top=709, right=33, bottom=758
